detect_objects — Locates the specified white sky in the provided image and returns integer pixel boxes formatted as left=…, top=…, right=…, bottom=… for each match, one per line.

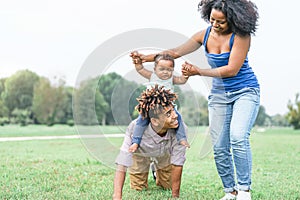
left=0, top=0, right=299, bottom=116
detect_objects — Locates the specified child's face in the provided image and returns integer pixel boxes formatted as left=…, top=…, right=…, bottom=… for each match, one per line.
left=154, top=60, right=174, bottom=80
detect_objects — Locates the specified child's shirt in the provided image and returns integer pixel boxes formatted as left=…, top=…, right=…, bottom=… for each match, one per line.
left=144, top=73, right=174, bottom=92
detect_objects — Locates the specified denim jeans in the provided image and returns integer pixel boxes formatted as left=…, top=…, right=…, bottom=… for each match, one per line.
left=208, top=87, right=260, bottom=193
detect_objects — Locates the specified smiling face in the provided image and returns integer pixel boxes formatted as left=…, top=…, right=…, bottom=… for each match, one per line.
left=209, top=8, right=229, bottom=33
left=154, top=59, right=174, bottom=80
left=159, top=105, right=179, bottom=129
left=150, top=105, right=179, bottom=135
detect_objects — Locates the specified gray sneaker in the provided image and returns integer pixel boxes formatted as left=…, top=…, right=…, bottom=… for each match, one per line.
left=220, top=193, right=236, bottom=200
left=150, top=162, right=156, bottom=181
left=236, top=191, right=251, bottom=200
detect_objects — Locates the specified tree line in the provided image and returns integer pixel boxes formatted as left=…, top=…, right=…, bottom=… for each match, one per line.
left=0, top=69, right=298, bottom=129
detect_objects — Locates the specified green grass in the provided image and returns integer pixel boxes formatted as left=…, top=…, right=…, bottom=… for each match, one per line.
left=0, top=126, right=300, bottom=199
left=0, top=124, right=127, bottom=137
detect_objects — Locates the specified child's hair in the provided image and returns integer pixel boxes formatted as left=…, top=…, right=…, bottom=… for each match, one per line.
left=135, top=84, right=177, bottom=119
left=154, top=54, right=175, bottom=68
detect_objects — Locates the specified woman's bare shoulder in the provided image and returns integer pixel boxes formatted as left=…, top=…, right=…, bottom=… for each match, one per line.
left=191, top=28, right=208, bottom=44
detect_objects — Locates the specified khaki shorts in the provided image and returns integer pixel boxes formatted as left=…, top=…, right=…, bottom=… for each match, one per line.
left=129, top=153, right=172, bottom=190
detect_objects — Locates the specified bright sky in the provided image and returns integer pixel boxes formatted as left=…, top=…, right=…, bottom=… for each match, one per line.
left=0, top=0, right=299, bottom=116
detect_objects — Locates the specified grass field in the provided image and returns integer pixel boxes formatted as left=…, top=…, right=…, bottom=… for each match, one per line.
left=0, top=125, right=299, bottom=199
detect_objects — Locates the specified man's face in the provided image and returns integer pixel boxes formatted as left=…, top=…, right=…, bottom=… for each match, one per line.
left=156, top=105, right=178, bottom=129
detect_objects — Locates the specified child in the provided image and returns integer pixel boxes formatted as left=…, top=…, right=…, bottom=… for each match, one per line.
left=129, top=51, right=190, bottom=152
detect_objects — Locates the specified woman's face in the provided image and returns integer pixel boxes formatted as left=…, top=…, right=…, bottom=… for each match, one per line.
left=154, top=59, right=174, bottom=80
left=209, top=8, right=229, bottom=33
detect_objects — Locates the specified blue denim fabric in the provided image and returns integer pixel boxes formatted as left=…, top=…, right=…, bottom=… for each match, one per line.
left=131, top=115, right=149, bottom=145
left=132, top=109, right=186, bottom=145
left=208, top=87, right=260, bottom=193
left=174, top=109, right=186, bottom=143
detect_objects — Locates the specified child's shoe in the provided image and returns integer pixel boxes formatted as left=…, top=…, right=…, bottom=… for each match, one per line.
left=180, top=140, right=190, bottom=148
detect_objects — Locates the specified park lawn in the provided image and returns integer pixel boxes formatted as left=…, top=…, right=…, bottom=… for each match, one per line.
left=0, top=124, right=127, bottom=137
left=0, top=126, right=299, bottom=199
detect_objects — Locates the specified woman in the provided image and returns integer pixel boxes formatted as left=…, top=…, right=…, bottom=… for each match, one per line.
left=137, top=0, right=260, bottom=199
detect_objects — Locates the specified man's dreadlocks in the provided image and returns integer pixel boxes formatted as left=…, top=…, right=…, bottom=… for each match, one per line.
left=135, top=84, right=178, bottom=119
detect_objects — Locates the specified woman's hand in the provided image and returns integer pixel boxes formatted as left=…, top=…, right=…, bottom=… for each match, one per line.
left=130, top=51, right=142, bottom=64
left=182, top=61, right=200, bottom=77
left=130, top=51, right=154, bottom=63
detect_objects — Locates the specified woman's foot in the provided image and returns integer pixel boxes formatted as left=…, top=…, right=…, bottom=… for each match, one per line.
left=220, top=191, right=237, bottom=200
left=236, top=191, right=251, bottom=200
left=129, top=143, right=139, bottom=152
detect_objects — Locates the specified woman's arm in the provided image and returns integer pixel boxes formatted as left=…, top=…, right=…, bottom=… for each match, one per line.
left=182, top=35, right=251, bottom=78
left=139, top=31, right=205, bottom=62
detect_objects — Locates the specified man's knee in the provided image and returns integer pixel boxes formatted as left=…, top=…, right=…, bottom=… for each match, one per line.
left=156, top=164, right=172, bottom=189
left=130, top=172, right=149, bottom=191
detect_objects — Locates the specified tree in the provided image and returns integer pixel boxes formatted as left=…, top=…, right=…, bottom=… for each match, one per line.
left=287, top=93, right=300, bottom=129
left=270, top=114, right=289, bottom=127
left=180, top=90, right=208, bottom=126
left=97, top=73, right=124, bottom=125
left=0, top=78, right=5, bottom=96
left=2, top=70, right=39, bottom=117
left=0, top=99, right=9, bottom=125
left=110, top=78, right=143, bottom=125
left=255, top=105, right=269, bottom=126
left=0, top=79, right=7, bottom=119
left=0, top=99, right=8, bottom=118
left=11, top=109, right=31, bottom=126
left=32, top=77, right=69, bottom=125
left=73, top=78, right=108, bottom=125
left=59, top=86, right=74, bottom=125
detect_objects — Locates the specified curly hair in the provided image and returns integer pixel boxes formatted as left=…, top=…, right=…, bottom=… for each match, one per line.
left=135, top=85, right=177, bottom=119
left=154, top=54, right=175, bottom=68
left=198, top=0, right=259, bottom=36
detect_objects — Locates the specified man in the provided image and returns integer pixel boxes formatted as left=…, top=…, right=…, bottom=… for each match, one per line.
left=113, top=85, right=187, bottom=199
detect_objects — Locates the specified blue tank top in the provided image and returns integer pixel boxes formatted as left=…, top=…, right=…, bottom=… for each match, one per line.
left=203, top=26, right=259, bottom=93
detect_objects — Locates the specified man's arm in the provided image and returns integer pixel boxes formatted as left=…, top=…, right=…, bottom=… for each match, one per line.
left=169, top=124, right=187, bottom=198
left=113, top=121, right=135, bottom=199
left=113, top=165, right=127, bottom=200
left=171, top=164, right=183, bottom=198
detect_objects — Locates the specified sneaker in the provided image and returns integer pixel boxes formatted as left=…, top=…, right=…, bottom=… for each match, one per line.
left=220, top=193, right=236, bottom=200
left=150, top=162, right=156, bottom=181
left=236, top=191, right=251, bottom=200
left=179, top=140, right=190, bottom=148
